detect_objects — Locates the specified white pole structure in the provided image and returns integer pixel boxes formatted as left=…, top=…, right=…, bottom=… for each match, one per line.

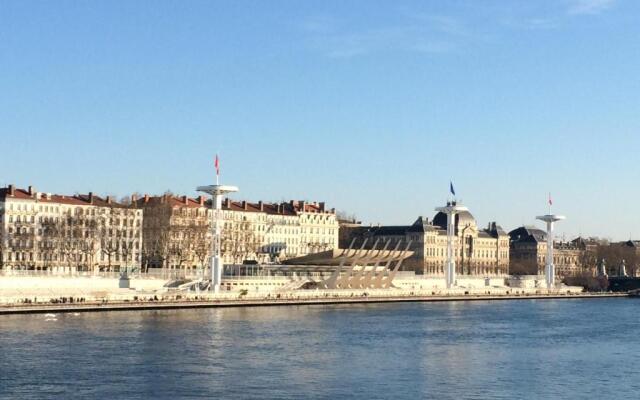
left=435, top=201, right=468, bottom=289
left=535, top=214, right=565, bottom=289
left=197, top=183, right=238, bottom=293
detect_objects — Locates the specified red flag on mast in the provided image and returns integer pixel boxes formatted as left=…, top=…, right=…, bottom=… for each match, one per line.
left=215, top=155, right=220, bottom=176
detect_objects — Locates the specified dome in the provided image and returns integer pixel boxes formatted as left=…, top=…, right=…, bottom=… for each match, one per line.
left=432, top=210, right=476, bottom=231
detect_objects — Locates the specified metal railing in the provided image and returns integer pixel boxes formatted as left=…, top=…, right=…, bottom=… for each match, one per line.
left=221, top=275, right=290, bottom=281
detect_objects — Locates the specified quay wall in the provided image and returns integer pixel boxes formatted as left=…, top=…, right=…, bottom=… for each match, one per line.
left=0, top=292, right=627, bottom=315
left=395, top=276, right=507, bottom=290
left=1, top=277, right=586, bottom=307
left=0, top=276, right=168, bottom=298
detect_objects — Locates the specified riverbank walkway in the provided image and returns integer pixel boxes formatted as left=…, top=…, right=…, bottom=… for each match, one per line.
left=0, top=292, right=629, bottom=315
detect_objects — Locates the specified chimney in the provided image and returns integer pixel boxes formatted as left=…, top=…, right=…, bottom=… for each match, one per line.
left=8, top=184, right=15, bottom=196
left=28, top=186, right=35, bottom=196
left=242, top=200, right=247, bottom=210
left=198, top=195, right=204, bottom=206
left=331, top=207, right=335, bottom=213
left=182, top=195, right=188, bottom=205
left=290, top=200, right=295, bottom=208
left=131, top=194, right=137, bottom=204
left=258, top=201, right=264, bottom=211
left=301, top=200, right=306, bottom=211
left=89, top=192, right=94, bottom=204
left=144, top=194, right=149, bottom=203
left=107, top=196, right=112, bottom=204
left=225, top=198, right=231, bottom=208
left=319, top=202, right=325, bottom=212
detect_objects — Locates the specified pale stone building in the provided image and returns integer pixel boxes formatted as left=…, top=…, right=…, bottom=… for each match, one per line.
left=508, top=226, right=594, bottom=277
left=340, top=208, right=510, bottom=276
left=136, top=195, right=338, bottom=270
left=297, top=201, right=338, bottom=255
left=0, top=185, right=143, bottom=272
left=136, top=194, right=211, bottom=271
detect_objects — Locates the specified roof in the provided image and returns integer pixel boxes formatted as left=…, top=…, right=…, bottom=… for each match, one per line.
left=135, top=195, right=335, bottom=217
left=432, top=210, right=476, bottom=231
left=347, top=225, right=409, bottom=236
left=509, top=226, right=547, bottom=243
left=282, top=248, right=414, bottom=266
left=571, top=236, right=603, bottom=248
left=407, top=216, right=443, bottom=233
left=483, top=222, right=508, bottom=238
left=1, top=185, right=131, bottom=208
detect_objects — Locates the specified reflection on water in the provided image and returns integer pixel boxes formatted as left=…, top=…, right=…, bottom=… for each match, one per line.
left=1, top=299, right=639, bottom=399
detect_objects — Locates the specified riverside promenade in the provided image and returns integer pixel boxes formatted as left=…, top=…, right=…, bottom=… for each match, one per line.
left=0, top=291, right=628, bottom=315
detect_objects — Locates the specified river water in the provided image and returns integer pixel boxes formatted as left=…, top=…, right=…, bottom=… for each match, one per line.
left=1, top=298, right=638, bottom=399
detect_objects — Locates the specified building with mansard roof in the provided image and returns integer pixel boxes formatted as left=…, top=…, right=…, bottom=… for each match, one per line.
left=339, top=207, right=510, bottom=276
left=508, top=226, right=595, bottom=277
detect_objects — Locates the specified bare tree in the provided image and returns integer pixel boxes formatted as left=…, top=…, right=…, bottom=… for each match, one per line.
left=143, top=230, right=171, bottom=271
left=60, top=215, right=86, bottom=271
left=577, top=247, right=597, bottom=275
left=509, top=259, right=539, bottom=276
left=139, top=199, right=173, bottom=272
left=167, top=221, right=209, bottom=272
left=193, top=223, right=211, bottom=271
left=40, top=217, right=63, bottom=271
left=8, top=218, right=36, bottom=270
left=100, top=214, right=120, bottom=272
left=222, top=219, right=261, bottom=264
left=336, top=210, right=358, bottom=222
left=78, top=218, right=99, bottom=272
left=596, top=243, right=638, bottom=276
left=119, top=234, right=136, bottom=272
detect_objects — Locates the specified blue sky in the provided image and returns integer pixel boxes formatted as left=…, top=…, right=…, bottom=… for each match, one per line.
left=1, top=0, right=639, bottom=240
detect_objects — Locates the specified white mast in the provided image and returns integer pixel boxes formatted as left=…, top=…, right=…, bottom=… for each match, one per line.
left=197, top=155, right=238, bottom=293
left=435, top=185, right=467, bottom=289
left=536, top=214, right=565, bottom=289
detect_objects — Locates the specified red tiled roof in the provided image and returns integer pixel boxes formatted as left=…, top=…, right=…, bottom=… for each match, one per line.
left=135, top=194, right=335, bottom=216
left=134, top=195, right=205, bottom=209
left=3, top=186, right=336, bottom=215
left=1, top=185, right=131, bottom=208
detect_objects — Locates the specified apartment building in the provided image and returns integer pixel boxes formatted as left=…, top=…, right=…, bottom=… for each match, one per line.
left=0, top=185, right=143, bottom=272
left=136, top=195, right=339, bottom=269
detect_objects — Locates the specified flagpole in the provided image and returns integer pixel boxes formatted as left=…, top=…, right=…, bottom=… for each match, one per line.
left=215, top=154, right=220, bottom=186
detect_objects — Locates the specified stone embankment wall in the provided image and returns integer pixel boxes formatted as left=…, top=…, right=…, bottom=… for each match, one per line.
left=394, top=276, right=507, bottom=290
left=0, top=276, right=168, bottom=303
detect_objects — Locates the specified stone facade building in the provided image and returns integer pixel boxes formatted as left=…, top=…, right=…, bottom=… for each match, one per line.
left=0, top=185, right=143, bottom=272
left=136, top=194, right=211, bottom=272
left=136, top=195, right=339, bottom=270
left=508, top=226, right=595, bottom=277
left=340, top=208, right=510, bottom=276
